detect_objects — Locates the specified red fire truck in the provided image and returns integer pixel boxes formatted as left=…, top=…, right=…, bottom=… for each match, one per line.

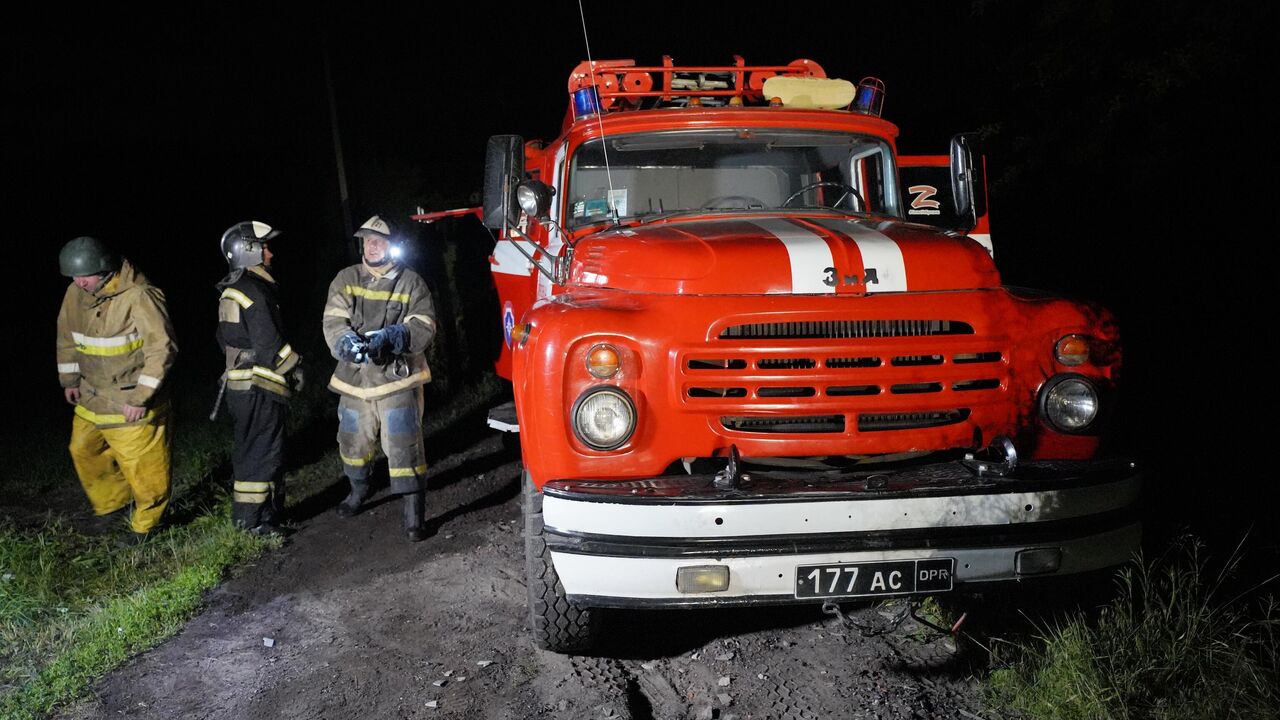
left=430, top=57, right=1139, bottom=653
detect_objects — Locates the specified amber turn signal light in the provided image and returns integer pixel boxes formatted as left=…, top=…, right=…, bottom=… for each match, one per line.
left=587, top=343, right=620, bottom=378
left=1055, top=334, right=1090, bottom=366
left=512, top=323, right=532, bottom=347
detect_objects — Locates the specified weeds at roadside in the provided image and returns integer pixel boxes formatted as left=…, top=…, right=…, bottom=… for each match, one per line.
left=0, top=514, right=272, bottom=719
left=985, top=536, right=1280, bottom=720
left=0, top=389, right=263, bottom=717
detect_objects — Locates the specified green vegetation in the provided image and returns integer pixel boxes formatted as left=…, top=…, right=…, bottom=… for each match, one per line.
left=0, top=517, right=270, bottom=719
left=986, top=538, right=1280, bottom=720
left=0, top=366, right=502, bottom=718
left=0, top=396, right=274, bottom=719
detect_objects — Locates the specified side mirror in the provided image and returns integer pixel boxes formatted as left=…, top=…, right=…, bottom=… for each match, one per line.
left=949, top=133, right=987, bottom=231
left=482, top=135, right=525, bottom=229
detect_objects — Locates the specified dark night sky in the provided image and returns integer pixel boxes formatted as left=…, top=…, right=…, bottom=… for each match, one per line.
left=6, top=2, right=1274, bottom=536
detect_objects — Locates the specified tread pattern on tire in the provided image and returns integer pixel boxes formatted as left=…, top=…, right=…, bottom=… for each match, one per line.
left=524, top=471, right=598, bottom=653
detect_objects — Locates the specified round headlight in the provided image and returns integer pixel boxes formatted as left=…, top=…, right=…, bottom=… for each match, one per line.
left=572, top=387, right=636, bottom=450
left=1042, top=376, right=1099, bottom=432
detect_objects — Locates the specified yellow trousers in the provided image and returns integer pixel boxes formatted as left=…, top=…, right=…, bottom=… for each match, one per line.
left=68, top=413, right=172, bottom=533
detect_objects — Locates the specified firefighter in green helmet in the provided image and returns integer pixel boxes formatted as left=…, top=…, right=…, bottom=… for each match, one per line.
left=55, top=236, right=178, bottom=543
left=322, top=215, right=437, bottom=541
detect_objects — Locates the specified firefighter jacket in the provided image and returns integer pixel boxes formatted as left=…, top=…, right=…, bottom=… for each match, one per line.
left=216, top=266, right=300, bottom=401
left=56, top=259, right=178, bottom=428
left=322, top=262, right=436, bottom=401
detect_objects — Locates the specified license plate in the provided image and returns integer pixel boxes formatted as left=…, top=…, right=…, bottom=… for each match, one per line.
left=795, top=558, right=955, bottom=599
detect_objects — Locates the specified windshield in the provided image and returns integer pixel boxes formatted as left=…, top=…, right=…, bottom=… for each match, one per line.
left=566, top=129, right=901, bottom=228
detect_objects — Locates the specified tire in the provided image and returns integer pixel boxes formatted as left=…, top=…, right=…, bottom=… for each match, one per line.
left=523, top=470, right=599, bottom=653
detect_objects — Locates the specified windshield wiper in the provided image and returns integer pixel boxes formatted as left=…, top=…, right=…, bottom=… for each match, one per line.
left=634, top=208, right=726, bottom=225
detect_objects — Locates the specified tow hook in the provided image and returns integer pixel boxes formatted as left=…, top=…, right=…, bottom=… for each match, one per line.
left=822, top=600, right=968, bottom=639
left=821, top=600, right=909, bottom=637
left=714, top=444, right=743, bottom=489
left=960, top=435, right=1018, bottom=477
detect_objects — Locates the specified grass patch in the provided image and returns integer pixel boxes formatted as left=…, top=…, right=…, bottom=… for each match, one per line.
left=0, top=515, right=271, bottom=719
left=986, top=537, right=1280, bottom=719
left=0, top=381, right=263, bottom=717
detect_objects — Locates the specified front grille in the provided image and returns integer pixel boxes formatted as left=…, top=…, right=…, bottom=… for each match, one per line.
left=756, top=386, right=816, bottom=398
left=954, top=379, right=1000, bottom=392
left=688, top=359, right=748, bottom=370
left=826, top=385, right=880, bottom=396
left=722, top=415, right=846, bottom=434
left=858, top=409, right=970, bottom=432
left=758, top=358, right=817, bottom=370
left=684, top=316, right=1006, bottom=442
left=688, top=387, right=747, bottom=398
left=720, top=319, right=973, bottom=340
left=892, top=354, right=944, bottom=367
left=826, top=356, right=882, bottom=368
left=890, top=382, right=943, bottom=394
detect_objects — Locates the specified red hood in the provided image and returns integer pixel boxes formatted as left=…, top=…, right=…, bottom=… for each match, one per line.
left=567, top=215, right=1000, bottom=295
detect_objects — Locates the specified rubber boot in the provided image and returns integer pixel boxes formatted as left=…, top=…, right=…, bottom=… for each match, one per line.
left=115, top=531, right=148, bottom=549
left=336, top=477, right=368, bottom=518
left=262, top=480, right=286, bottom=526
left=91, top=505, right=130, bottom=534
left=403, top=492, right=426, bottom=542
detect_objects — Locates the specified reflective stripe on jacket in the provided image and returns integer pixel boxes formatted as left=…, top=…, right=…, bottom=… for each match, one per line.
left=216, top=266, right=299, bottom=400
left=55, top=259, right=178, bottom=428
left=322, top=262, right=436, bottom=401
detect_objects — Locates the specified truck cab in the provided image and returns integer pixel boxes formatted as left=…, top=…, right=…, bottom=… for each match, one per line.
left=468, top=57, right=1138, bottom=653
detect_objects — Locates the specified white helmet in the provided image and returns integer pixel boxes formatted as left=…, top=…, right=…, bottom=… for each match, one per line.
left=354, top=215, right=392, bottom=242
left=221, top=221, right=280, bottom=270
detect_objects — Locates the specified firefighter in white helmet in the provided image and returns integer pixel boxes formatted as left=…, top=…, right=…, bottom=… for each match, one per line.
left=322, top=215, right=437, bottom=541
left=215, top=221, right=301, bottom=535
left=56, top=236, right=178, bottom=543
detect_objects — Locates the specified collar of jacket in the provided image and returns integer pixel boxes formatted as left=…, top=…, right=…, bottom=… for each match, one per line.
left=361, top=260, right=400, bottom=280
left=90, top=259, right=146, bottom=302
left=247, top=265, right=276, bottom=284
left=215, top=268, right=244, bottom=290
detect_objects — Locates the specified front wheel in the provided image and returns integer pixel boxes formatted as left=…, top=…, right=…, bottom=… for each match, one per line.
left=523, top=470, right=599, bottom=653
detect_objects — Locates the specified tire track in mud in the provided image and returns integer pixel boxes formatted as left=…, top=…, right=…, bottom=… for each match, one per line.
left=58, top=432, right=995, bottom=720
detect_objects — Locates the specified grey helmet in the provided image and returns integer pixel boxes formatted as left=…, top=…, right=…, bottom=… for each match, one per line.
left=59, top=236, right=121, bottom=277
left=354, top=214, right=392, bottom=242
left=220, top=221, right=280, bottom=270
left=354, top=215, right=401, bottom=265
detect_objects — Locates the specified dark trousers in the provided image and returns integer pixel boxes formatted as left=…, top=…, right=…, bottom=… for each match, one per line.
left=227, top=390, right=287, bottom=528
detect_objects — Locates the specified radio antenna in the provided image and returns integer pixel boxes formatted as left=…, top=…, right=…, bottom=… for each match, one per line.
left=577, top=0, right=619, bottom=224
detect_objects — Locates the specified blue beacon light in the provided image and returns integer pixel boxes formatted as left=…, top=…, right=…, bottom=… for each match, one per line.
left=573, top=86, right=601, bottom=119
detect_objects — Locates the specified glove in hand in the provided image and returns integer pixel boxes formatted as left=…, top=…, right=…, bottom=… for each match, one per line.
left=365, top=324, right=410, bottom=365
left=335, top=333, right=368, bottom=363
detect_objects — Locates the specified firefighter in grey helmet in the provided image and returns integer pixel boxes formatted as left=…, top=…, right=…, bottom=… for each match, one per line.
left=322, top=215, right=437, bottom=541
left=214, top=221, right=301, bottom=535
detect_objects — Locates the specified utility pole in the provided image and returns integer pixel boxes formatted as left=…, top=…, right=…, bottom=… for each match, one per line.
left=323, top=34, right=355, bottom=259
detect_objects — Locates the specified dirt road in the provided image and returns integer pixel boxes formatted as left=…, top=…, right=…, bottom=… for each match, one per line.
left=63, top=434, right=994, bottom=720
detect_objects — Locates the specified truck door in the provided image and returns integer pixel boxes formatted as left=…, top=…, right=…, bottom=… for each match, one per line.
left=899, top=154, right=992, bottom=257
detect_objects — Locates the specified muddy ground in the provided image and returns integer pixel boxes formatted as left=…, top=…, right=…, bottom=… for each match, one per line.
left=62, top=434, right=998, bottom=720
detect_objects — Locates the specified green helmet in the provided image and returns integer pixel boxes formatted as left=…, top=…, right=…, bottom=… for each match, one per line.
left=59, top=236, right=120, bottom=277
